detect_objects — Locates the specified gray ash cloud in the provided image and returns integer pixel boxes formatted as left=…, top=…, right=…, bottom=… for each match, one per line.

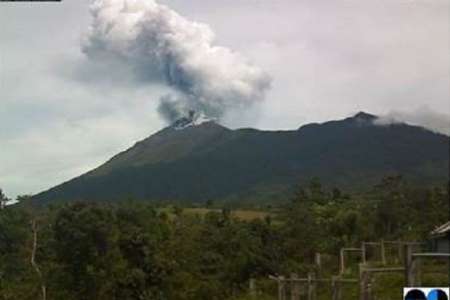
left=82, top=0, right=271, bottom=122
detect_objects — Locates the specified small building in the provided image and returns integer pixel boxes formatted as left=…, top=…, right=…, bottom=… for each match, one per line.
left=430, top=221, right=450, bottom=253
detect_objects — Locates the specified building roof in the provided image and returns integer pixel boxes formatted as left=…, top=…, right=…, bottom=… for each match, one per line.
left=431, top=221, right=450, bottom=237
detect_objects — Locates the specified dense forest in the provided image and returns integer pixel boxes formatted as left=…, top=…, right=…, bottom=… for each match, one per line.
left=1, top=176, right=448, bottom=299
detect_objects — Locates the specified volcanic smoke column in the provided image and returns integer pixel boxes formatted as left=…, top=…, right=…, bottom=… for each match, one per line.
left=82, top=0, right=272, bottom=122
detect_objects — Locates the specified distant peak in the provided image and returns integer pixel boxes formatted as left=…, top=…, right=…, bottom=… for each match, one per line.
left=171, top=111, right=216, bottom=130
left=353, top=111, right=377, bottom=121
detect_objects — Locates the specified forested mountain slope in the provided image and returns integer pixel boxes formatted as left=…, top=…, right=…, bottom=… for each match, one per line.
left=32, top=112, right=449, bottom=204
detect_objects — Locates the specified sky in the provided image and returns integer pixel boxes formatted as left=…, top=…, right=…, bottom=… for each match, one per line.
left=1, top=0, right=449, bottom=199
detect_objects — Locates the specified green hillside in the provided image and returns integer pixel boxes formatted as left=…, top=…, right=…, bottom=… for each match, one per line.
left=31, top=112, right=449, bottom=204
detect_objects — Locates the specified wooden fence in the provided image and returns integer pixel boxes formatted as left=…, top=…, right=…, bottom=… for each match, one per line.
left=253, top=240, right=450, bottom=300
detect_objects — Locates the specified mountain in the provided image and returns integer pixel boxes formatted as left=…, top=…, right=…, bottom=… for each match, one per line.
left=32, top=112, right=449, bottom=205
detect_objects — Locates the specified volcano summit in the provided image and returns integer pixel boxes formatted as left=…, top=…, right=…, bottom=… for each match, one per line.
left=32, top=112, right=449, bottom=205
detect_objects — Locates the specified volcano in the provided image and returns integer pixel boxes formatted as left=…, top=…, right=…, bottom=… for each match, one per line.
left=32, top=112, right=449, bottom=205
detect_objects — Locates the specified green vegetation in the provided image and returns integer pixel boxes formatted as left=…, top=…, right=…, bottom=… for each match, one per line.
left=32, top=113, right=449, bottom=204
left=157, top=207, right=270, bottom=222
left=1, top=177, right=448, bottom=299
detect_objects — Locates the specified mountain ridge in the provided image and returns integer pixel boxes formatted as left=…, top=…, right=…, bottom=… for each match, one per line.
left=32, top=112, right=449, bottom=205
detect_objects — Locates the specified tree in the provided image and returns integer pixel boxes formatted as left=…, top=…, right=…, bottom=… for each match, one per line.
left=0, top=188, right=9, bottom=209
left=0, top=205, right=34, bottom=298
left=52, top=203, right=124, bottom=299
left=281, top=181, right=321, bottom=269
left=16, top=194, right=33, bottom=203
left=369, top=175, right=409, bottom=238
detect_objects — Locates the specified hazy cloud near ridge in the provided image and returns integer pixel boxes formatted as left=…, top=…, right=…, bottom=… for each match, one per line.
left=376, top=108, right=450, bottom=136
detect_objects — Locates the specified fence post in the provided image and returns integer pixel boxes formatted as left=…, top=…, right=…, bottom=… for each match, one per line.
left=340, top=248, right=345, bottom=275
left=362, top=243, right=367, bottom=264
left=278, top=276, right=286, bottom=300
left=380, top=239, right=386, bottom=266
left=404, top=244, right=416, bottom=286
left=249, top=278, right=256, bottom=297
left=359, top=264, right=369, bottom=300
left=331, top=276, right=341, bottom=300
left=367, top=278, right=373, bottom=300
left=315, top=252, right=322, bottom=276
left=313, top=273, right=317, bottom=300
left=291, top=273, right=300, bottom=300
left=307, top=273, right=316, bottom=300
left=397, top=241, right=403, bottom=264
left=416, top=256, right=422, bottom=286
left=331, top=277, right=337, bottom=300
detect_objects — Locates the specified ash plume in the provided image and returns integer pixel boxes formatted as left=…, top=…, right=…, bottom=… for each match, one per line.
left=82, top=0, right=271, bottom=122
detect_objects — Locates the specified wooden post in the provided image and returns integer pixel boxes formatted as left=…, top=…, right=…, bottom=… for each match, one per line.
left=416, top=256, right=422, bottom=286
left=359, top=264, right=364, bottom=300
left=362, top=243, right=367, bottom=264
left=277, top=276, right=282, bottom=300
left=315, top=252, right=322, bottom=275
left=359, top=264, right=369, bottom=300
left=397, top=241, right=403, bottom=264
left=404, top=244, right=416, bottom=286
left=340, top=248, right=345, bottom=275
left=249, top=278, right=256, bottom=297
left=367, top=279, right=372, bottom=300
left=278, top=276, right=286, bottom=300
left=331, top=277, right=337, bottom=300
left=307, top=273, right=315, bottom=300
left=331, top=276, right=341, bottom=300
left=312, top=273, right=317, bottom=300
left=380, top=239, right=386, bottom=266
left=291, top=273, right=300, bottom=300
